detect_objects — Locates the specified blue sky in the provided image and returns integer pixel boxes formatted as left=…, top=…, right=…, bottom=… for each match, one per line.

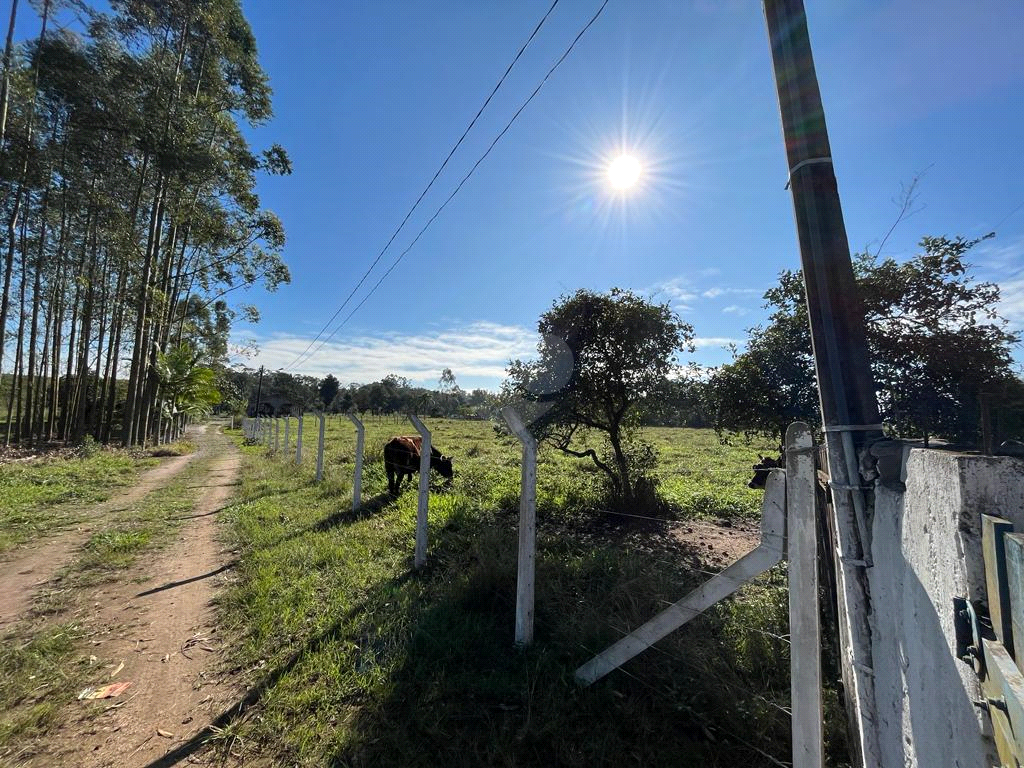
left=20, top=1, right=1024, bottom=390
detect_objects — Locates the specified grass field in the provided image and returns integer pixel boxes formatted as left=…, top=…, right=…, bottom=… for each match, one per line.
left=215, top=416, right=848, bottom=767
left=0, top=449, right=158, bottom=553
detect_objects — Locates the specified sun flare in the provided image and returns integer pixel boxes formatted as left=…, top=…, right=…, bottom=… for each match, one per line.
left=607, top=154, right=641, bottom=190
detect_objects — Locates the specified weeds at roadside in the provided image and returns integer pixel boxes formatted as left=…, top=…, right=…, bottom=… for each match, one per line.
left=0, top=624, right=88, bottom=752
left=0, top=450, right=158, bottom=553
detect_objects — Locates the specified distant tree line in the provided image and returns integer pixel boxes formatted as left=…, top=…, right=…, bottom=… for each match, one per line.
left=0, top=0, right=288, bottom=447
left=222, top=368, right=501, bottom=421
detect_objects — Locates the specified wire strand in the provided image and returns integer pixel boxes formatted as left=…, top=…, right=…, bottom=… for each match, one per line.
left=281, top=1, right=562, bottom=372
left=292, top=0, right=611, bottom=367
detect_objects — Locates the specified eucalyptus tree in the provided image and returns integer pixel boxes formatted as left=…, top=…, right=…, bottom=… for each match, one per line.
left=0, top=0, right=289, bottom=446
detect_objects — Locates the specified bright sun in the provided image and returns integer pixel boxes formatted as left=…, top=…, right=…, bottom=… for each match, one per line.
left=607, top=154, right=641, bottom=190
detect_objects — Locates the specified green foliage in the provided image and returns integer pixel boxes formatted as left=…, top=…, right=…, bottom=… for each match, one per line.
left=708, top=234, right=1020, bottom=445
left=317, top=374, right=340, bottom=410
left=505, top=288, right=695, bottom=506
left=155, top=342, right=222, bottom=419
left=0, top=0, right=290, bottom=446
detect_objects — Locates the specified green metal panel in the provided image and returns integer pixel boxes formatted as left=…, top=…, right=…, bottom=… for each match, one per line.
left=1006, top=534, right=1024, bottom=668
left=984, top=515, right=1016, bottom=650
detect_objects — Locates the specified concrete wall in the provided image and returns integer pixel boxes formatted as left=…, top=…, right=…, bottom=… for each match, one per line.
left=869, top=447, right=1024, bottom=767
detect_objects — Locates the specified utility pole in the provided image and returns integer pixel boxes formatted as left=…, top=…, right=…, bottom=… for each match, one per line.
left=253, top=365, right=264, bottom=417
left=763, top=2, right=884, bottom=766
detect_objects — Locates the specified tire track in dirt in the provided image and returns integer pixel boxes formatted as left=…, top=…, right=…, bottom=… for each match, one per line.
left=27, top=424, right=244, bottom=768
left=0, top=428, right=207, bottom=630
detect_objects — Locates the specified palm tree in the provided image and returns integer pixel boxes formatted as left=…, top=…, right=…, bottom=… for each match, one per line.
left=154, top=343, right=220, bottom=443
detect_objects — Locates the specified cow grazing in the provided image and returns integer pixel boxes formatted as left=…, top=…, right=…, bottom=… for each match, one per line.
left=383, top=435, right=454, bottom=494
left=748, top=453, right=784, bottom=489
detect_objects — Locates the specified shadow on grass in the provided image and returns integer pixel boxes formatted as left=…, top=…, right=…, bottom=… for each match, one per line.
left=139, top=569, right=419, bottom=768
left=134, top=561, right=237, bottom=597
left=151, top=489, right=791, bottom=767
left=312, top=492, right=396, bottom=532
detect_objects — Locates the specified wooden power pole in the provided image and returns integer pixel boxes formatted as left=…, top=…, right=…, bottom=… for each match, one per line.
left=763, top=2, right=885, bottom=766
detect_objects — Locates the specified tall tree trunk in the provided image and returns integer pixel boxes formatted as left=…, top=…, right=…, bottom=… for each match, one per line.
left=35, top=276, right=53, bottom=442
left=0, top=0, right=18, bottom=148
left=22, top=179, right=49, bottom=441
left=0, top=0, right=47, bottom=378
left=4, top=218, right=26, bottom=444
left=46, top=287, right=62, bottom=439
left=122, top=174, right=164, bottom=445
left=59, top=275, right=80, bottom=441
left=71, top=219, right=98, bottom=442
left=89, top=246, right=111, bottom=439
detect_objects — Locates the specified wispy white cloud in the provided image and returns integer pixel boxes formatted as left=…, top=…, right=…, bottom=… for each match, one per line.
left=236, top=321, right=537, bottom=387
left=646, top=277, right=698, bottom=310
left=1000, top=276, right=1024, bottom=329
left=975, top=234, right=1024, bottom=342
left=692, top=336, right=740, bottom=349
left=722, top=304, right=749, bottom=316
left=702, top=287, right=761, bottom=299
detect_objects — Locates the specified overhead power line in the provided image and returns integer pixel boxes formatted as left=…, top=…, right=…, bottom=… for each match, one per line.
left=291, top=0, right=611, bottom=371
left=281, top=0, right=561, bottom=372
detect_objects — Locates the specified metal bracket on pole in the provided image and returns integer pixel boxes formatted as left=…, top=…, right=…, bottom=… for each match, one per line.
left=408, top=414, right=431, bottom=569
left=575, top=470, right=786, bottom=686
left=347, top=413, right=364, bottom=511
left=315, top=413, right=326, bottom=482
left=502, top=406, right=538, bottom=647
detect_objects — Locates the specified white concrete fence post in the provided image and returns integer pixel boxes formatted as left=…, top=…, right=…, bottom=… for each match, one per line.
left=502, top=406, right=538, bottom=647
left=347, top=413, right=365, bottom=511
left=284, top=416, right=291, bottom=453
left=266, top=417, right=272, bottom=448
left=408, top=414, right=431, bottom=569
left=315, top=413, right=326, bottom=482
left=785, top=422, right=824, bottom=768
left=296, top=414, right=304, bottom=464
left=274, top=418, right=280, bottom=452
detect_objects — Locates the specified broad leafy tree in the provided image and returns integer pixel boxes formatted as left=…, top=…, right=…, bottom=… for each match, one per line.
left=318, top=374, right=340, bottom=410
left=504, top=288, right=694, bottom=503
left=708, top=235, right=1020, bottom=446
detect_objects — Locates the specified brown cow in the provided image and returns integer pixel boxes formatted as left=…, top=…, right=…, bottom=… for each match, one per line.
left=383, top=435, right=454, bottom=494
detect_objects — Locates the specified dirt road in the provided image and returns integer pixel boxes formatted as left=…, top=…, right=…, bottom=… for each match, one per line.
left=0, top=444, right=196, bottom=630
left=10, top=423, right=243, bottom=768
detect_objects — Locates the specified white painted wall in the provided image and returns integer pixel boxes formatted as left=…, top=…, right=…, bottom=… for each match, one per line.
left=869, top=448, right=1024, bottom=767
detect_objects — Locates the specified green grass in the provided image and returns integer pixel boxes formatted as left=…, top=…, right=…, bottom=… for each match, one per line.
left=0, top=449, right=158, bottom=553
left=211, top=417, right=843, bottom=767
left=0, top=624, right=89, bottom=749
